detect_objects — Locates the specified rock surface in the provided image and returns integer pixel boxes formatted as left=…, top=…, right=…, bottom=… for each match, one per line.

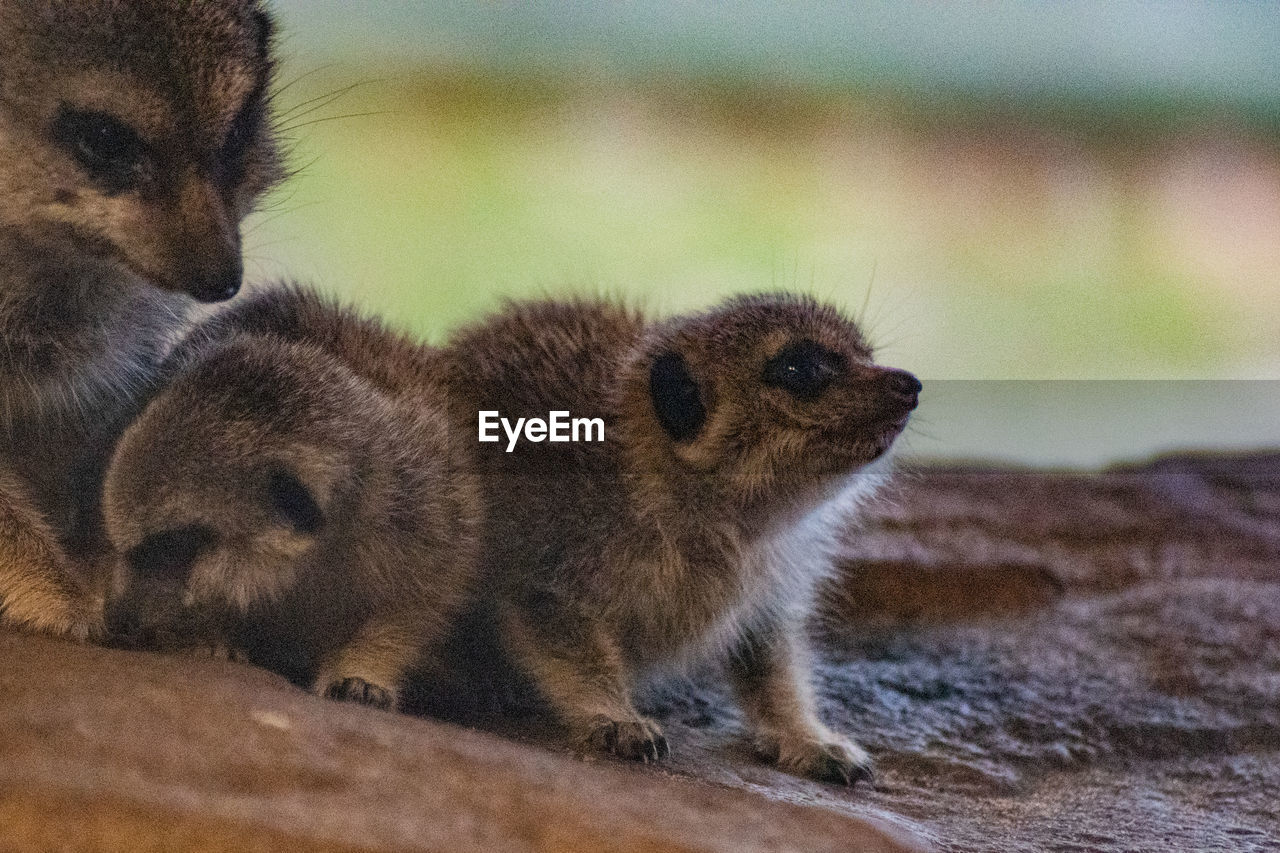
left=0, top=635, right=924, bottom=853
left=824, top=453, right=1280, bottom=852
left=3, top=453, right=1278, bottom=852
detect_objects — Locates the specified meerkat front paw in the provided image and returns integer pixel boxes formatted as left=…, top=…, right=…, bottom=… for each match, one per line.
left=322, top=677, right=396, bottom=711
left=582, top=714, right=670, bottom=763
left=756, top=732, right=875, bottom=786
left=182, top=644, right=245, bottom=663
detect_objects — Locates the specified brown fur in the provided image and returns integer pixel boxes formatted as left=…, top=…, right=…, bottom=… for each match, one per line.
left=0, top=0, right=283, bottom=638
left=441, top=294, right=920, bottom=783
left=102, top=286, right=481, bottom=710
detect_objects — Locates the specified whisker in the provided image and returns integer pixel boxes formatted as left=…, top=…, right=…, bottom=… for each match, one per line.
left=279, top=110, right=392, bottom=133
left=243, top=201, right=325, bottom=237
left=857, top=259, right=878, bottom=327
left=272, top=63, right=340, bottom=100
left=274, top=79, right=381, bottom=121
left=279, top=154, right=324, bottom=183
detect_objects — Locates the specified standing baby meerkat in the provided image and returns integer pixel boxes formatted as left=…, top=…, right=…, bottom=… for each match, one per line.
left=0, top=0, right=283, bottom=638
left=442, top=293, right=920, bottom=783
left=103, top=287, right=481, bottom=710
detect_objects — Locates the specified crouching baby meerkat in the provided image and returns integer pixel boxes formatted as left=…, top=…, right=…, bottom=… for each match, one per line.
left=103, top=287, right=481, bottom=710
left=441, top=293, right=920, bottom=784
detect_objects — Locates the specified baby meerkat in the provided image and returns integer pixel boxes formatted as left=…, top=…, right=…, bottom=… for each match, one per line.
left=0, top=0, right=283, bottom=638
left=442, top=293, right=920, bottom=783
left=103, top=287, right=481, bottom=710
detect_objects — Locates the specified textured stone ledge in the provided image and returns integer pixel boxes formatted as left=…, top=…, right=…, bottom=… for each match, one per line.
left=4, top=453, right=1278, bottom=852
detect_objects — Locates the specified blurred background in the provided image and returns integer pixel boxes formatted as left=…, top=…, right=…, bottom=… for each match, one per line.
left=251, top=1, right=1280, bottom=466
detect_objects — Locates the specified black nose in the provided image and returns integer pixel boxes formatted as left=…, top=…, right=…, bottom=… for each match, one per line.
left=187, top=258, right=243, bottom=303
left=881, top=368, right=922, bottom=410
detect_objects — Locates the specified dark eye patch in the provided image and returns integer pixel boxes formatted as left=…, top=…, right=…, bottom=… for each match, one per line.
left=220, top=90, right=265, bottom=175
left=126, top=525, right=218, bottom=581
left=215, top=8, right=275, bottom=183
left=267, top=469, right=325, bottom=534
left=52, top=106, right=149, bottom=194
left=762, top=340, right=846, bottom=400
left=650, top=351, right=707, bottom=442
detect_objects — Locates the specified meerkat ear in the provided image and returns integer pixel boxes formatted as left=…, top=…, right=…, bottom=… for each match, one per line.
left=649, top=351, right=707, bottom=442
left=267, top=469, right=325, bottom=534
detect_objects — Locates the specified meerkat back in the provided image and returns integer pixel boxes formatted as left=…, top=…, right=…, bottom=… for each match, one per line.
left=189, top=284, right=447, bottom=403
left=439, top=299, right=645, bottom=580
left=104, top=295, right=481, bottom=710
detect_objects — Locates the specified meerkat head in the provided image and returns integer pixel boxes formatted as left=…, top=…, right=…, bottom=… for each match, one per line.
left=623, top=292, right=921, bottom=508
left=102, top=338, right=369, bottom=650
left=0, top=1, right=283, bottom=416
left=0, top=0, right=283, bottom=300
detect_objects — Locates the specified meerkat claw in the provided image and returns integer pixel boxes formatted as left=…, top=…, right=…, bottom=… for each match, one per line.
left=324, top=677, right=395, bottom=711
left=771, top=737, right=875, bottom=787
left=585, top=716, right=669, bottom=763
left=181, top=644, right=243, bottom=662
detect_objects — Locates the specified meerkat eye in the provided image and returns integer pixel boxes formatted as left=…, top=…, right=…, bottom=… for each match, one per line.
left=762, top=340, right=846, bottom=400
left=52, top=107, right=148, bottom=194
left=220, top=93, right=264, bottom=173
left=126, top=525, right=218, bottom=580
left=267, top=469, right=325, bottom=534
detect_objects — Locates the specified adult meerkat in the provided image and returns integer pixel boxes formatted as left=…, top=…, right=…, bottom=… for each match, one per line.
left=0, top=0, right=283, bottom=638
left=103, top=287, right=481, bottom=710
left=442, top=294, right=920, bottom=783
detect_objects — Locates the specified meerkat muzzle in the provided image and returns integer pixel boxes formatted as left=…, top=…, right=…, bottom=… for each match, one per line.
left=879, top=368, right=922, bottom=406
left=873, top=367, right=922, bottom=418
left=846, top=368, right=920, bottom=456
left=166, top=177, right=245, bottom=302
left=184, top=249, right=243, bottom=302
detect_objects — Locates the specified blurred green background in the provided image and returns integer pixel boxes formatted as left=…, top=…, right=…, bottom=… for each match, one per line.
left=248, top=1, right=1280, bottom=465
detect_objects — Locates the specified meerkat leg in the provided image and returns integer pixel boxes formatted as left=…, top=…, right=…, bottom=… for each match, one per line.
left=728, top=621, right=873, bottom=785
left=502, top=601, right=668, bottom=762
left=313, top=615, right=425, bottom=712
left=0, top=479, right=101, bottom=640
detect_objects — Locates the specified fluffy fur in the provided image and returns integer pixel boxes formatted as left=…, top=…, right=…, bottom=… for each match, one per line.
left=0, top=0, right=282, bottom=638
left=440, top=293, right=920, bottom=784
left=103, top=286, right=482, bottom=710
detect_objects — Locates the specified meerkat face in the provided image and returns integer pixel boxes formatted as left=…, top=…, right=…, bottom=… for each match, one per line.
left=104, top=442, right=337, bottom=651
left=0, top=0, right=282, bottom=302
left=641, top=293, right=920, bottom=502
left=102, top=342, right=360, bottom=650
left=0, top=1, right=283, bottom=416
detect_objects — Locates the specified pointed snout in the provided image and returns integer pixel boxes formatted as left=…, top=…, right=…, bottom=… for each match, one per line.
left=878, top=368, right=922, bottom=412
left=103, top=579, right=171, bottom=649
left=103, top=581, right=201, bottom=651
left=185, top=247, right=243, bottom=303
left=159, top=177, right=244, bottom=303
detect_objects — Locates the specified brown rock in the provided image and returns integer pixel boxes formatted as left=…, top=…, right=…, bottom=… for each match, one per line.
left=4, top=452, right=1278, bottom=852
left=0, top=633, right=927, bottom=853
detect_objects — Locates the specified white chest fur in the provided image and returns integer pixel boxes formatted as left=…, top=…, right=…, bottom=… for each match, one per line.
left=675, top=463, right=891, bottom=669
